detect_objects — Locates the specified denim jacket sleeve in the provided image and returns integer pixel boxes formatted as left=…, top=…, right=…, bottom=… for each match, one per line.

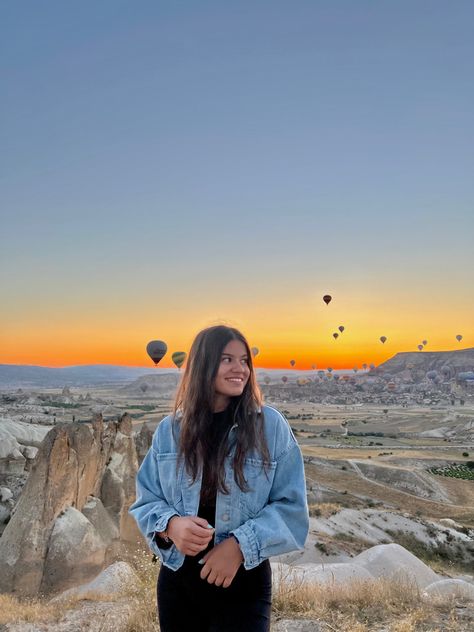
left=128, top=420, right=181, bottom=564
left=230, top=413, right=309, bottom=570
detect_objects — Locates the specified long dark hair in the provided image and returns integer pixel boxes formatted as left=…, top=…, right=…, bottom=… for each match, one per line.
left=173, top=325, right=270, bottom=497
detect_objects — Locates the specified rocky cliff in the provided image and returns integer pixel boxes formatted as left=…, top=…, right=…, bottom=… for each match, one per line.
left=0, top=414, right=140, bottom=596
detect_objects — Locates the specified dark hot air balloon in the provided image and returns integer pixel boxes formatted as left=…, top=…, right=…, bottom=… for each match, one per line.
left=171, top=351, right=186, bottom=369
left=379, top=336, right=387, bottom=344
left=251, top=347, right=259, bottom=358
left=281, top=376, right=288, bottom=384
left=290, top=359, right=296, bottom=367
left=422, top=340, right=428, bottom=346
left=333, top=332, right=339, bottom=340
left=456, top=334, right=463, bottom=342
left=323, top=294, right=332, bottom=305
left=417, top=344, right=423, bottom=351
left=264, top=376, right=270, bottom=385
left=146, top=340, right=167, bottom=365
left=338, top=325, right=345, bottom=333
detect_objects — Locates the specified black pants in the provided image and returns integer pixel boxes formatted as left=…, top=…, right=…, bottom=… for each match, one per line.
left=157, top=556, right=272, bottom=632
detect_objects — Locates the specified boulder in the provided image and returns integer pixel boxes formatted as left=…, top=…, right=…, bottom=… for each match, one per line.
left=272, top=562, right=373, bottom=588
left=423, top=579, right=474, bottom=602
left=81, top=496, right=119, bottom=546
left=52, top=561, right=139, bottom=601
left=0, top=486, right=13, bottom=501
left=42, top=507, right=106, bottom=593
left=354, top=543, right=439, bottom=589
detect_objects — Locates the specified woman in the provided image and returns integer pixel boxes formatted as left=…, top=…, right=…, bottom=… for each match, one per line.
left=130, top=325, right=308, bottom=632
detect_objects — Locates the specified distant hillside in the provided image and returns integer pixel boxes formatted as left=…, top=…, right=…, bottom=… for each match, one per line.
left=119, top=373, right=180, bottom=396
left=375, top=347, right=474, bottom=375
left=0, top=364, right=176, bottom=388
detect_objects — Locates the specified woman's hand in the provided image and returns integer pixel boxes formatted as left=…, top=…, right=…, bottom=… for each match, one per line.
left=166, top=516, right=214, bottom=556
left=199, top=536, right=244, bottom=588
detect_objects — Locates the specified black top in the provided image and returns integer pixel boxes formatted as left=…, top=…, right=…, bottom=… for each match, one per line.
left=154, top=406, right=234, bottom=556
left=195, top=406, right=234, bottom=560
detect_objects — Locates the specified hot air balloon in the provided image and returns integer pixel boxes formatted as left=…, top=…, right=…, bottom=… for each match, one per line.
left=318, top=370, right=325, bottom=378
left=362, top=363, right=367, bottom=370
left=140, top=383, right=148, bottom=393
left=333, top=374, right=340, bottom=381
left=338, top=325, right=345, bottom=333
left=323, top=294, right=332, bottom=305
left=456, top=334, right=463, bottom=342
left=353, top=366, right=358, bottom=373
left=333, top=332, right=339, bottom=340
left=327, top=367, right=333, bottom=373
left=417, top=344, right=423, bottom=351
left=264, top=376, right=270, bottom=385
left=251, top=347, right=259, bottom=358
left=290, top=359, right=296, bottom=367
left=171, top=351, right=186, bottom=369
left=311, top=364, right=317, bottom=370
left=369, top=363, right=375, bottom=370
left=379, top=336, right=387, bottom=344
left=422, top=340, right=428, bottom=346
left=281, top=376, right=288, bottom=384
left=426, top=370, right=437, bottom=381
left=146, top=340, right=167, bottom=365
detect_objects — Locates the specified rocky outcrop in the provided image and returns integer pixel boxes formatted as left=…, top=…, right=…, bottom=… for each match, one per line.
left=0, top=414, right=140, bottom=596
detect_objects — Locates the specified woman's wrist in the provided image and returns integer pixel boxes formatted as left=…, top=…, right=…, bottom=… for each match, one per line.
left=157, top=515, right=179, bottom=543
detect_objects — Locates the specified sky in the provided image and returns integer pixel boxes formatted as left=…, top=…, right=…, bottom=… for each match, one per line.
left=1, top=1, right=473, bottom=370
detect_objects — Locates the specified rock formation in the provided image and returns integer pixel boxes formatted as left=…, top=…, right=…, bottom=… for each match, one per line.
left=0, top=413, right=140, bottom=596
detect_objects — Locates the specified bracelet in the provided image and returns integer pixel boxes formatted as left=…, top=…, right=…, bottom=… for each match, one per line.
left=160, top=515, right=178, bottom=543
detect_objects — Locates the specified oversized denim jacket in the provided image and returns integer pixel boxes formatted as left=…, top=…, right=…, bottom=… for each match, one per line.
left=129, top=405, right=309, bottom=570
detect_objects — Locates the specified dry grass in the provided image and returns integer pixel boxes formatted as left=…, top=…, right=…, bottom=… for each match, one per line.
left=122, top=548, right=159, bottom=632
left=0, top=593, right=65, bottom=625
left=272, top=569, right=471, bottom=631
left=308, top=502, right=342, bottom=518
left=1, top=550, right=471, bottom=631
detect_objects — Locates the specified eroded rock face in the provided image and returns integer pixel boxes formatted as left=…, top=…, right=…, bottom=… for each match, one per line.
left=0, top=414, right=139, bottom=596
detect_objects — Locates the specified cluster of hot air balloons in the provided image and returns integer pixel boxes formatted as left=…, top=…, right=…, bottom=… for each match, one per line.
left=146, top=340, right=187, bottom=369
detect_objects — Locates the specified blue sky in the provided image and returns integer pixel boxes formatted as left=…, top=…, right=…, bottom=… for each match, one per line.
left=1, top=1, right=473, bottom=366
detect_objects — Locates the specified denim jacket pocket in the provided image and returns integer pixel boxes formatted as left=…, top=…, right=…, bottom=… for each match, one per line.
left=239, top=457, right=277, bottom=517
left=157, top=452, right=184, bottom=508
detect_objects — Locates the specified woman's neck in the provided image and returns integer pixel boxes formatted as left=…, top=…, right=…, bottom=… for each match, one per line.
left=213, top=394, right=230, bottom=413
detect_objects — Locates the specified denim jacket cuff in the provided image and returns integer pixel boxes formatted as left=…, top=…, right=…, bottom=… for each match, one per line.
left=152, top=510, right=180, bottom=539
left=230, top=521, right=261, bottom=570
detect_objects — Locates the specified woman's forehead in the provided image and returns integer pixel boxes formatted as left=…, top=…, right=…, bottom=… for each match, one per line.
left=221, top=340, right=248, bottom=356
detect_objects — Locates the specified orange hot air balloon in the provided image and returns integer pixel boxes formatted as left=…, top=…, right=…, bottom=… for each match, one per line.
left=290, top=359, right=296, bottom=367
left=456, top=334, right=463, bottom=342
left=379, top=336, right=387, bottom=344
left=146, top=340, right=168, bottom=365
left=323, top=294, right=332, bottom=305
left=338, top=325, right=345, bottom=333
left=311, top=364, right=317, bottom=370
left=333, top=332, right=339, bottom=340
left=362, top=363, right=367, bottom=370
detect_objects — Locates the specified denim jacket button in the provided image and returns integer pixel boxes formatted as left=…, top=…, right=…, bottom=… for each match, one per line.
left=221, top=513, right=230, bottom=522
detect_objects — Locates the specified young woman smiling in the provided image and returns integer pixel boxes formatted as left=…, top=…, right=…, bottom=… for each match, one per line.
left=130, top=325, right=309, bottom=632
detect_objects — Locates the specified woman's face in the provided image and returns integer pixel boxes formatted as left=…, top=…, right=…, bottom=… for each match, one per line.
left=213, top=339, right=251, bottom=411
